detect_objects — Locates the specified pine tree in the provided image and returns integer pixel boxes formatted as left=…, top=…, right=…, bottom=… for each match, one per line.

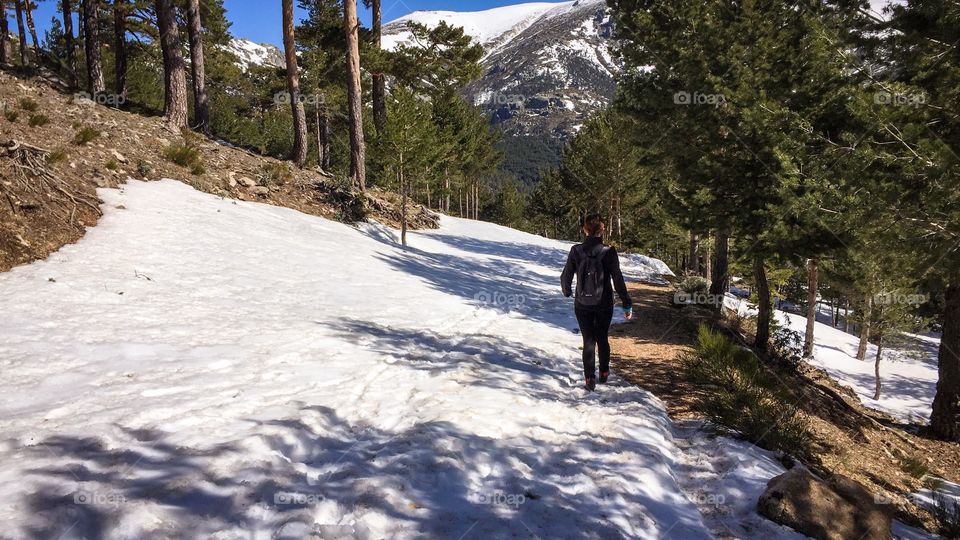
left=185, top=0, right=209, bottom=132
left=81, top=0, right=104, bottom=94
left=155, top=0, right=188, bottom=127
left=343, top=0, right=365, bottom=189
left=14, top=0, right=29, bottom=66
left=281, top=0, right=308, bottom=166
left=113, top=0, right=128, bottom=98
left=0, top=0, right=11, bottom=64
left=62, top=0, right=76, bottom=83
left=23, top=0, right=39, bottom=57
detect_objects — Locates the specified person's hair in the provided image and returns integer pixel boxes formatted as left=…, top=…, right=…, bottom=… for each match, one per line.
left=582, top=213, right=604, bottom=236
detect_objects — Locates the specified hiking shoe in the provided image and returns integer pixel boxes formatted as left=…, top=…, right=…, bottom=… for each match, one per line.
left=599, top=371, right=609, bottom=384
left=585, top=377, right=596, bottom=391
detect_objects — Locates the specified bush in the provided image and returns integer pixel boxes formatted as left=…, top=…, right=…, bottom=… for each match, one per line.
left=3, top=106, right=19, bottom=122
left=28, top=113, right=49, bottom=127
left=18, top=97, right=39, bottom=112
left=680, top=274, right=710, bottom=295
left=680, top=325, right=812, bottom=454
left=74, top=126, right=100, bottom=145
left=163, top=131, right=205, bottom=176
left=772, top=326, right=804, bottom=368
left=258, top=162, right=293, bottom=186
left=899, top=456, right=930, bottom=479
left=47, top=149, right=68, bottom=165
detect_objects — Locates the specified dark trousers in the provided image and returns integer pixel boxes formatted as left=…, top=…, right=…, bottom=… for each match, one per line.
left=575, top=306, right=614, bottom=380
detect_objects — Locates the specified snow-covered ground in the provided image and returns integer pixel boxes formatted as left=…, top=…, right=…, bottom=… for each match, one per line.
left=0, top=180, right=934, bottom=539
left=725, top=295, right=940, bottom=424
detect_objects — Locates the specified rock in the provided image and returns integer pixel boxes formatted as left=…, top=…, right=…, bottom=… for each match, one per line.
left=227, top=176, right=237, bottom=188
left=757, top=468, right=891, bottom=540
left=238, top=177, right=256, bottom=188
left=111, top=150, right=128, bottom=164
left=248, top=186, right=269, bottom=196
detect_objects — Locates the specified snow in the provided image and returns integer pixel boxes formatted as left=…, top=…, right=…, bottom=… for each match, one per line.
left=724, top=295, right=940, bottom=425
left=224, top=38, right=284, bottom=70
left=382, top=0, right=605, bottom=59
left=0, top=179, right=798, bottom=538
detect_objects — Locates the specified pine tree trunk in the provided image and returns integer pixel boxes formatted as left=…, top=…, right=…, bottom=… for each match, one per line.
left=843, top=299, right=849, bottom=333
left=857, top=294, right=872, bottom=361
left=315, top=106, right=323, bottom=170
left=320, top=112, right=331, bottom=170
left=0, top=0, right=11, bottom=64
left=874, top=333, right=884, bottom=400
left=400, top=154, right=407, bottom=247
left=24, top=0, right=39, bottom=57
left=709, top=229, right=730, bottom=299
left=754, top=256, right=771, bottom=354
left=82, top=0, right=105, bottom=94
left=62, top=0, right=76, bottom=82
left=185, top=0, right=208, bottom=132
left=931, top=281, right=960, bottom=441
left=282, top=0, right=308, bottom=166
left=803, top=258, right=819, bottom=358
left=155, top=0, right=187, bottom=128
left=371, top=0, right=386, bottom=134
left=113, top=0, right=127, bottom=99
left=687, top=233, right=700, bottom=275
left=703, top=237, right=712, bottom=281
left=15, top=0, right=29, bottom=66
left=444, top=172, right=450, bottom=213
left=343, top=0, right=366, bottom=190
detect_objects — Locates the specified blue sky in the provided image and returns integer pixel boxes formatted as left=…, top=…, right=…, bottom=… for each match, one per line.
left=5, top=0, right=554, bottom=48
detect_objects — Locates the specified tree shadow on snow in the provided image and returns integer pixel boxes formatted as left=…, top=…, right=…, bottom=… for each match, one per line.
left=17, top=406, right=711, bottom=539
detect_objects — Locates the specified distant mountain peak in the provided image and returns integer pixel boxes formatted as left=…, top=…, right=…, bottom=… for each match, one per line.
left=225, top=38, right=285, bottom=70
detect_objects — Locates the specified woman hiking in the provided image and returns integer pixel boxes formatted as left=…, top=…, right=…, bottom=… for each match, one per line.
left=560, top=214, right=633, bottom=391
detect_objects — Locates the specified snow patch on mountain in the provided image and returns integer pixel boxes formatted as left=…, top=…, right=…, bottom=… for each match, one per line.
left=224, top=38, right=284, bottom=70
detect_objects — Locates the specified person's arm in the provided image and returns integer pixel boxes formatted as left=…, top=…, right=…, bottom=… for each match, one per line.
left=560, top=246, right=577, bottom=297
left=607, top=247, right=632, bottom=308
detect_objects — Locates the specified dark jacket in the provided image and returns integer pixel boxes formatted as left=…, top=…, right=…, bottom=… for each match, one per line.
left=561, top=236, right=632, bottom=310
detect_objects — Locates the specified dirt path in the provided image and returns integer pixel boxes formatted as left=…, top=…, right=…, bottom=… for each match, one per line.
left=608, top=281, right=960, bottom=534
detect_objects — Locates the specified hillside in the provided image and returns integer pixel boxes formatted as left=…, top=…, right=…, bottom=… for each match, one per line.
left=0, top=68, right=435, bottom=272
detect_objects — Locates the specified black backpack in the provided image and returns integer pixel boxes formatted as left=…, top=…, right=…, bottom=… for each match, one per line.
left=575, top=244, right=610, bottom=306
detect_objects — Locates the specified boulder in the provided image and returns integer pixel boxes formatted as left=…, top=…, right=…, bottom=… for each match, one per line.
left=248, top=186, right=269, bottom=197
left=758, top=468, right=891, bottom=540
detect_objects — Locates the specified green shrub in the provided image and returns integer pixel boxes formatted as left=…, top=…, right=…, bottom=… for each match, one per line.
left=680, top=275, right=710, bottom=295
left=136, top=161, right=153, bottom=178
left=74, top=126, right=100, bottom=145
left=28, top=113, right=49, bottom=127
left=47, top=149, right=68, bottom=165
left=163, top=130, right=205, bottom=176
left=18, top=97, right=39, bottom=112
left=105, top=159, right=120, bottom=171
left=3, top=106, right=19, bottom=122
left=899, top=456, right=930, bottom=479
left=680, top=325, right=812, bottom=453
left=258, top=162, right=293, bottom=186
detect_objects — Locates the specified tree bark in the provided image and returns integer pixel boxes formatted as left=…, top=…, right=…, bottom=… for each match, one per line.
left=81, top=0, right=105, bottom=94
left=24, top=0, right=39, bottom=57
left=281, top=0, right=308, bottom=166
left=315, top=105, right=323, bottom=170
left=931, top=281, right=960, bottom=441
left=14, top=0, right=29, bottom=66
left=185, top=0, right=208, bottom=132
left=113, top=0, right=127, bottom=99
left=874, top=333, right=884, bottom=400
left=344, top=0, right=366, bottom=189
left=843, top=299, right=849, bottom=333
left=857, top=294, right=872, bottom=361
left=687, top=232, right=700, bottom=275
left=400, top=153, right=407, bottom=247
left=320, top=112, right=331, bottom=170
left=803, top=258, right=819, bottom=358
left=371, top=0, right=386, bottom=134
left=62, top=0, right=77, bottom=84
left=709, top=229, right=730, bottom=299
left=0, top=0, right=11, bottom=64
left=753, top=256, right=771, bottom=354
left=155, top=0, right=187, bottom=128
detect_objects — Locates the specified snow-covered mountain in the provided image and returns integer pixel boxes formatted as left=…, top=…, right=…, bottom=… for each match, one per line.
left=384, top=0, right=617, bottom=176
left=224, top=38, right=285, bottom=70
